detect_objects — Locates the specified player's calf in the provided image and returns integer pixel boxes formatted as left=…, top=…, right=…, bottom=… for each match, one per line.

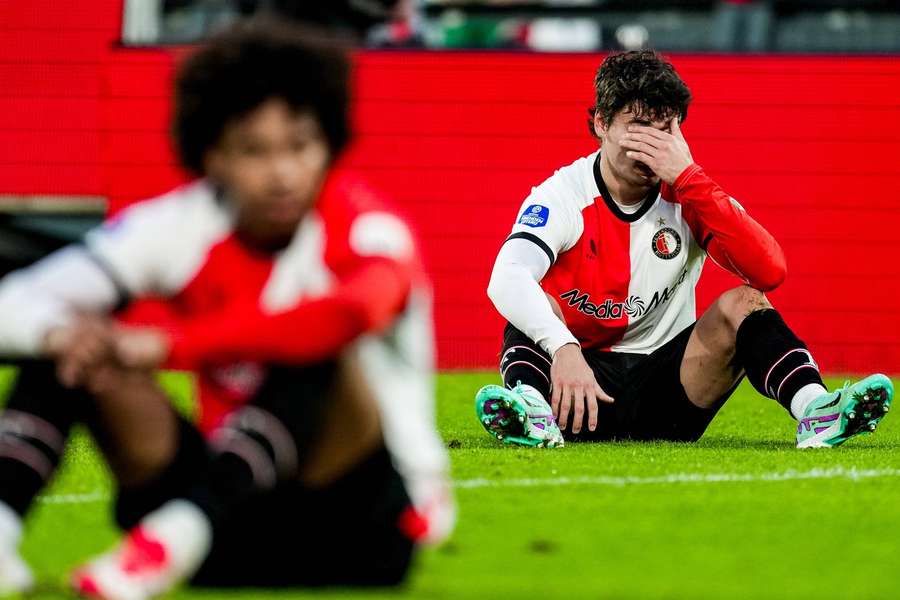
left=71, top=363, right=342, bottom=598
left=0, top=361, right=87, bottom=593
left=476, top=326, right=564, bottom=447
left=728, top=299, right=893, bottom=446
left=71, top=407, right=303, bottom=600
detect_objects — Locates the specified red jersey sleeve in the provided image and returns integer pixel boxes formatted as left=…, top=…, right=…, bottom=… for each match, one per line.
left=167, top=254, right=412, bottom=366
left=672, top=164, right=786, bottom=291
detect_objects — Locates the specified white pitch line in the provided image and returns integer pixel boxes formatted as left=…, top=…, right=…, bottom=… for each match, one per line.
left=37, top=491, right=108, bottom=505
left=34, top=466, right=900, bottom=504
left=452, top=466, right=900, bottom=489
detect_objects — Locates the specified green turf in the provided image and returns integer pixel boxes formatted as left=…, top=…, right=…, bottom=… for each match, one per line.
left=3, top=368, right=900, bottom=599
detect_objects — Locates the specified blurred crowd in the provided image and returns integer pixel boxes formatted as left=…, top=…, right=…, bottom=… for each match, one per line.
left=122, top=0, right=900, bottom=53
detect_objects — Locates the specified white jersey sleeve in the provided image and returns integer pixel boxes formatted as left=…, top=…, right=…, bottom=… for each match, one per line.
left=84, top=180, right=231, bottom=297
left=486, top=167, right=589, bottom=356
left=487, top=239, right=579, bottom=357
left=0, top=246, right=120, bottom=356
left=506, top=177, right=585, bottom=264
left=0, top=180, right=232, bottom=358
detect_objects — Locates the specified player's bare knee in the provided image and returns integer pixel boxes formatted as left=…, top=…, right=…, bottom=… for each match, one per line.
left=717, top=286, right=771, bottom=334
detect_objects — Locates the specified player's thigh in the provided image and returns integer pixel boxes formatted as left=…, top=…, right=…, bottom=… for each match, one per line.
left=561, top=351, right=624, bottom=441
left=191, top=446, right=415, bottom=588
left=628, top=325, right=733, bottom=442
left=680, top=289, right=756, bottom=409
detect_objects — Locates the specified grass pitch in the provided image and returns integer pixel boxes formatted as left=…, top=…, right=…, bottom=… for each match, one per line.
left=3, top=369, right=900, bottom=600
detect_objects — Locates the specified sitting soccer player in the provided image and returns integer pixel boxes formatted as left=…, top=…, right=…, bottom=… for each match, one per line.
left=0, top=20, right=453, bottom=598
left=475, top=50, right=892, bottom=449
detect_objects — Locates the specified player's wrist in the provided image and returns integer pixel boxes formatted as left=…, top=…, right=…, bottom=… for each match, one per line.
left=552, top=342, right=581, bottom=361
left=672, top=163, right=703, bottom=193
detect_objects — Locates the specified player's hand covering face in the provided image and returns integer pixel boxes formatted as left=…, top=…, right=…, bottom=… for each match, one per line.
left=620, top=116, right=693, bottom=186
left=594, top=108, right=692, bottom=188
left=205, top=98, right=331, bottom=248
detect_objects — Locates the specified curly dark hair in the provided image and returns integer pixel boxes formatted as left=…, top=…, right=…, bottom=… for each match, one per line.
left=587, top=50, right=691, bottom=139
left=173, top=19, right=352, bottom=175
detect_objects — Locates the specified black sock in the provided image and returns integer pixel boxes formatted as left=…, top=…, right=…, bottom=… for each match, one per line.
left=0, top=361, right=85, bottom=515
left=188, top=418, right=280, bottom=524
left=735, top=309, right=825, bottom=414
left=501, top=326, right=552, bottom=399
left=114, top=417, right=210, bottom=530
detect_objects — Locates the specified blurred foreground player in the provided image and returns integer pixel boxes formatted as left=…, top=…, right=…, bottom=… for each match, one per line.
left=475, top=50, right=892, bottom=448
left=0, top=20, right=453, bottom=598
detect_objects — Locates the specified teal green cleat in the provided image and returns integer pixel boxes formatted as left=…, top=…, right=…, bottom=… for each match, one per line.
left=796, top=374, right=893, bottom=448
left=474, top=383, right=564, bottom=448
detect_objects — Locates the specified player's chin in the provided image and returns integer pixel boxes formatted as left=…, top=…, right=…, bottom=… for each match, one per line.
left=632, top=166, right=658, bottom=184
left=243, top=213, right=303, bottom=244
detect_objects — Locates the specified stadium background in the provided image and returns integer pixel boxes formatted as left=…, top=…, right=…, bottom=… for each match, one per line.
left=2, top=0, right=899, bottom=373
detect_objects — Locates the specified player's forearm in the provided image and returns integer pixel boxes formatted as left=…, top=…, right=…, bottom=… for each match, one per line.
left=675, top=164, right=786, bottom=290
left=487, top=261, right=578, bottom=358
left=170, top=297, right=367, bottom=365
left=0, top=277, right=69, bottom=356
left=0, top=247, right=120, bottom=356
left=170, top=257, right=411, bottom=365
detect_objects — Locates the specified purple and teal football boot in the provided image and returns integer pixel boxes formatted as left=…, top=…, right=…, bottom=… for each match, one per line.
left=797, top=374, right=893, bottom=448
left=475, top=383, right=564, bottom=448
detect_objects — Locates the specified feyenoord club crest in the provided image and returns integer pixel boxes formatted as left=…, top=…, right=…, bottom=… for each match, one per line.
left=652, top=227, right=682, bottom=260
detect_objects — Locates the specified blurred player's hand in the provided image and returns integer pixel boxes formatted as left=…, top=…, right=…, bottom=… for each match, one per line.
left=113, top=327, right=171, bottom=370
left=620, top=117, right=693, bottom=185
left=550, top=343, right=614, bottom=434
left=44, top=315, right=115, bottom=388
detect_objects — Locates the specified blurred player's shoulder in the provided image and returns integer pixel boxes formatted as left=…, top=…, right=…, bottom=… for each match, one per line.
left=88, top=179, right=230, bottom=249
left=317, top=170, right=405, bottom=221
left=107, top=179, right=224, bottom=225
left=317, top=170, right=421, bottom=268
left=85, top=179, right=233, bottom=297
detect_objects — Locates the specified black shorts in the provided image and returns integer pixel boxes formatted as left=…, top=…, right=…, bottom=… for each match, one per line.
left=502, top=323, right=740, bottom=442
left=115, top=362, right=416, bottom=588
left=191, top=445, right=416, bottom=588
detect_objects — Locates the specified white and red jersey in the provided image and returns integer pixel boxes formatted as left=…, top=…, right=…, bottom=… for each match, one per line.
left=501, top=150, right=786, bottom=355
left=0, top=172, right=453, bottom=543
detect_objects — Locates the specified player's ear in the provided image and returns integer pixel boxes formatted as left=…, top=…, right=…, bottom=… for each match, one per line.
left=592, top=110, right=607, bottom=140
